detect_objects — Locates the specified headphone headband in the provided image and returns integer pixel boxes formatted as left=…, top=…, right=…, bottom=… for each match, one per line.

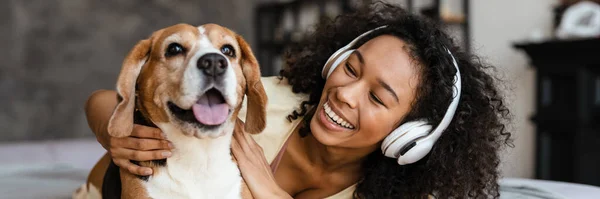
left=425, top=48, right=461, bottom=142
left=322, top=26, right=388, bottom=79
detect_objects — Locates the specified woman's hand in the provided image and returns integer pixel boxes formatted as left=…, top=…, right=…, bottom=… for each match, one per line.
left=107, top=124, right=173, bottom=176
left=84, top=90, right=173, bottom=176
left=231, top=120, right=292, bottom=199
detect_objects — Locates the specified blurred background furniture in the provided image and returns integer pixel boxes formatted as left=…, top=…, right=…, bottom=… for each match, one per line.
left=254, top=0, right=355, bottom=76
left=254, top=0, right=471, bottom=76
left=515, top=38, right=600, bottom=187
left=514, top=0, right=600, bottom=187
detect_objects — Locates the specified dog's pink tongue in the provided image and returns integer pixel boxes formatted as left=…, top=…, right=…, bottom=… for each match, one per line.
left=192, top=91, right=229, bottom=125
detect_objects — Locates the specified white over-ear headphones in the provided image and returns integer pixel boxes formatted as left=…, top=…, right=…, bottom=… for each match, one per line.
left=321, top=26, right=461, bottom=165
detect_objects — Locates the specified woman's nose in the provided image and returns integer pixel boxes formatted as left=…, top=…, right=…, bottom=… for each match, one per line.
left=336, top=83, right=360, bottom=109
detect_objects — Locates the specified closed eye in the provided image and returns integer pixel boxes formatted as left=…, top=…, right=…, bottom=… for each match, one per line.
left=370, top=92, right=386, bottom=107
left=345, top=63, right=357, bottom=77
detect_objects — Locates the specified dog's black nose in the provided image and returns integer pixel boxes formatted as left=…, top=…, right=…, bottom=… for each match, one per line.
left=197, top=53, right=227, bottom=76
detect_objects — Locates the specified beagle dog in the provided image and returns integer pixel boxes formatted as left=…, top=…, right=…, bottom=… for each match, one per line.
left=74, top=23, right=267, bottom=199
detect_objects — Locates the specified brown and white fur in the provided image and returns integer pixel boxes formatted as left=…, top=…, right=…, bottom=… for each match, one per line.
left=74, top=23, right=267, bottom=199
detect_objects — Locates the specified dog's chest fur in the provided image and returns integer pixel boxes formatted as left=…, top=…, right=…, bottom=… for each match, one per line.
left=144, top=122, right=242, bottom=199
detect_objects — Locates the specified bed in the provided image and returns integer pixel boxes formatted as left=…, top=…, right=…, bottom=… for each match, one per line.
left=0, top=138, right=104, bottom=199
left=0, top=138, right=598, bottom=199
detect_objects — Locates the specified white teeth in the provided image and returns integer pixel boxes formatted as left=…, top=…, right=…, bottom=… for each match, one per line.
left=343, top=121, right=352, bottom=128
left=323, top=102, right=355, bottom=129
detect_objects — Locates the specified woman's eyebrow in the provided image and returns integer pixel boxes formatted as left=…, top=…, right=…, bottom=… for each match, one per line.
left=355, top=50, right=399, bottom=103
left=353, top=50, right=365, bottom=64
left=377, top=78, right=399, bottom=103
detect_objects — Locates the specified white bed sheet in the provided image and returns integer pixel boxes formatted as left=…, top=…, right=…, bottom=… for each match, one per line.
left=0, top=138, right=105, bottom=199
left=499, top=177, right=600, bottom=199
left=1, top=138, right=599, bottom=199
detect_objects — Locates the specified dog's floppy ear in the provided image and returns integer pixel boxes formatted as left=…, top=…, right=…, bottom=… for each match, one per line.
left=236, top=35, right=267, bottom=134
left=107, top=38, right=152, bottom=138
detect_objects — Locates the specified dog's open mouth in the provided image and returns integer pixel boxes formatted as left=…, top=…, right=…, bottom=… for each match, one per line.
left=168, top=88, right=230, bottom=128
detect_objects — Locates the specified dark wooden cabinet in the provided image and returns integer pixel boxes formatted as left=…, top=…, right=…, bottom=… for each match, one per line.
left=514, top=38, right=600, bottom=186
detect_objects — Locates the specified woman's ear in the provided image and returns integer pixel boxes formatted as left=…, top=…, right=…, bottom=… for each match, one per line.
left=236, top=34, right=267, bottom=134
left=107, top=39, right=152, bottom=138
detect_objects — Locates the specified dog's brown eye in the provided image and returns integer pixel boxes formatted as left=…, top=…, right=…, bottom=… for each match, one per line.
left=166, top=43, right=184, bottom=57
left=221, top=45, right=235, bottom=57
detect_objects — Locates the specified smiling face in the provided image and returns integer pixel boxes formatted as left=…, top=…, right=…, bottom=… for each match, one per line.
left=310, top=35, right=421, bottom=148
left=137, top=24, right=251, bottom=138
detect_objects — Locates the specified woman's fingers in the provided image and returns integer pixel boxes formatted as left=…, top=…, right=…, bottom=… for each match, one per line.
left=113, top=158, right=153, bottom=176
left=231, top=125, right=284, bottom=199
left=110, top=147, right=172, bottom=162
left=105, top=124, right=171, bottom=176
left=232, top=125, right=271, bottom=175
left=241, top=131, right=273, bottom=177
left=107, top=124, right=172, bottom=151
left=130, top=124, right=165, bottom=139
left=113, top=137, right=172, bottom=151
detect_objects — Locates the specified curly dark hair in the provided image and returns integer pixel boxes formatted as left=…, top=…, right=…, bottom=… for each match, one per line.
left=278, top=2, right=513, bottom=199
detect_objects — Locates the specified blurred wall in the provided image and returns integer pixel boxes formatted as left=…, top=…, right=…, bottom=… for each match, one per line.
left=0, top=0, right=255, bottom=141
left=471, top=0, right=557, bottom=179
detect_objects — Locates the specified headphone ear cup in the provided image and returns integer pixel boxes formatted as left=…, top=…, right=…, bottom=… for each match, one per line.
left=396, top=134, right=436, bottom=165
left=381, top=121, right=432, bottom=159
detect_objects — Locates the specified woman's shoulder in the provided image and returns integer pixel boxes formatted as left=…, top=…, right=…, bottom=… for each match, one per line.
left=259, top=76, right=307, bottom=106
left=238, top=76, right=307, bottom=163
left=241, top=76, right=307, bottom=117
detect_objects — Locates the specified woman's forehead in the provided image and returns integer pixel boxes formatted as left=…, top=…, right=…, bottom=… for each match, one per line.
left=357, top=35, right=410, bottom=58
left=355, top=35, right=420, bottom=96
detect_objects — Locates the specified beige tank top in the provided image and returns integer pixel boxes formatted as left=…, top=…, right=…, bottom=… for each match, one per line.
left=238, top=76, right=356, bottom=199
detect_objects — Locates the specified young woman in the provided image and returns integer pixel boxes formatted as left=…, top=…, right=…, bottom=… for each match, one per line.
left=85, top=3, right=512, bottom=198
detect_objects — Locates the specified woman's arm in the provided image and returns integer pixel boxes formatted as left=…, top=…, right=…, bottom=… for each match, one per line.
left=84, top=90, right=173, bottom=175
left=231, top=120, right=293, bottom=199
left=84, top=90, right=118, bottom=149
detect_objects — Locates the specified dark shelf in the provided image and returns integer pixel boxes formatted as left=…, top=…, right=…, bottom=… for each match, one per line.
left=441, top=18, right=466, bottom=25
left=514, top=38, right=600, bottom=186
left=514, top=38, right=600, bottom=66
left=416, top=0, right=470, bottom=52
